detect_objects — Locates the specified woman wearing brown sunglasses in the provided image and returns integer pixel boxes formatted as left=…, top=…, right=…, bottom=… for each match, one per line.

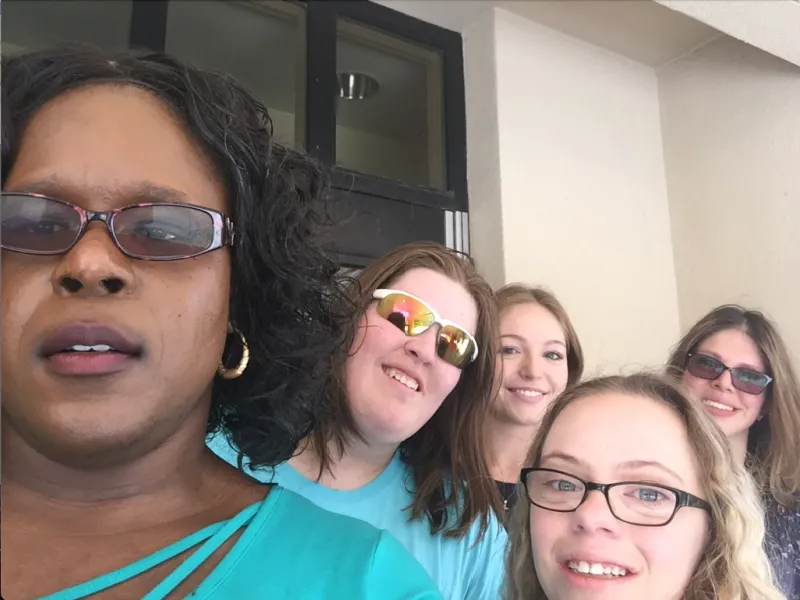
left=211, top=241, right=508, bottom=599
left=666, top=305, right=800, bottom=600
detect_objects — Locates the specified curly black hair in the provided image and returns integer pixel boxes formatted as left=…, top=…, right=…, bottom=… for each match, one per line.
left=1, top=45, right=353, bottom=469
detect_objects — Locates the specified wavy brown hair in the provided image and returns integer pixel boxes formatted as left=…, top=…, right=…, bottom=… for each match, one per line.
left=666, top=305, right=800, bottom=508
left=505, top=373, right=786, bottom=600
left=311, top=241, right=504, bottom=539
left=495, top=284, right=584, bottom=387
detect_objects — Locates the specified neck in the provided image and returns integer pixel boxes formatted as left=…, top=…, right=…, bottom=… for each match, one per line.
left=728, top=429, right=750, bottom=467
left=291, top=435, right=398, bottom=491
left=486, top=414, right=538, bottom=483
left=1, top=401, right=238, bottom=532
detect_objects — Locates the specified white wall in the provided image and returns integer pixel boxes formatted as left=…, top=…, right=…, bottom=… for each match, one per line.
left=490, top=8, right=681, bottom=374
left=372, top=1, right=800, bottom=376
left=659, top=35, right=800, bottom=358
left=461, top=8, right=506, bottom=289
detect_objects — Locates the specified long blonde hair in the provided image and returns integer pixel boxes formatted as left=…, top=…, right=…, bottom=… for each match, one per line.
left=666, top=305, right=800, bottom=508
left=505, top=373, right=786, bottom=600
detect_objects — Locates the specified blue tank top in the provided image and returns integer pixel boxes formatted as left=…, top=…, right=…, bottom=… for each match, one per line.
left=37, top=486, right=442, bottom=600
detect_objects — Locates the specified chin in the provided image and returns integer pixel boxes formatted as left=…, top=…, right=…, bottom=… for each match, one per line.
left=365, top=418, right=416, bottom=447
left=32, top=407, right=167, bottom=464
left=512, top=407, right=548, bottom=427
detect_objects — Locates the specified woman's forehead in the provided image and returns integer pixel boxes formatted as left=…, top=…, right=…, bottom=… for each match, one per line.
left=543, top=394, right=701, bottom=486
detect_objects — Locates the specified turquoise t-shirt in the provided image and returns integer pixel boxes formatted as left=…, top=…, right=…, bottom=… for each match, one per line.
left=208, top=436, right=508, bottom=600
left=39, top=486, right=442, bottom=600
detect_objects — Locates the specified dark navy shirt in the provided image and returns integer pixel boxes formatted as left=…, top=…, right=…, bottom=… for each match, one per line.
left=764, top=493, right=800, bottom=600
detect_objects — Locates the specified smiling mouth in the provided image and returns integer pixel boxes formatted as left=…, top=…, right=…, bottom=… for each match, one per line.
left=566, top=560, right=632, bottom=578
left=703, top=399, right=736, bottom=413
left=508, top=388, right=547, bottom=399
left=383, top=367, right=420, bottom=392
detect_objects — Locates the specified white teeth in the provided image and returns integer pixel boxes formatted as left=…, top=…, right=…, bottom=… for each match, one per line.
left=384, top=368, right=419, bottom=391
left=68, top=344, right=114, bottom=353
left=703, top=400, right=734, bottom=412
left=512, top=389, right=545, bottom=397
left=567, top=560, right=628, bottom=577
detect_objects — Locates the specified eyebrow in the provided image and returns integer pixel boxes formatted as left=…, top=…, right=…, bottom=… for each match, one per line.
left=540, top=452, right=684, bottom=484
left=7, top=176, right=189, bottom=205
left=697, top=349, right=763, bottom=372
left=500, top=334, right=566, bottom=347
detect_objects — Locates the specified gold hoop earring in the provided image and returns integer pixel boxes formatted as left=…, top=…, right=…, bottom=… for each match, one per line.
left=217, top=329, right=250, bottom=380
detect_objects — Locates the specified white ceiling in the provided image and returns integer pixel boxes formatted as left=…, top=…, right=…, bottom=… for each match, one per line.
left=655, top=0, right=800, bottom=68
left=499, top=0, right=722, bottom=68
left=378, top=0, right=723, bottom=68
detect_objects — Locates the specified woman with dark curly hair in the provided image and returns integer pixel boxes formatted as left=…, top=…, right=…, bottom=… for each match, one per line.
left=0, top=46, right=442, bottom=600
left=211, top=242, right=509, bottom=599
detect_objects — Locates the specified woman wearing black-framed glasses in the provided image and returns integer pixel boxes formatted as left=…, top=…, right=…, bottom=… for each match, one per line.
left=667, top=305, right=800, bottom=600
left=504, top=373, right=787, bottom=600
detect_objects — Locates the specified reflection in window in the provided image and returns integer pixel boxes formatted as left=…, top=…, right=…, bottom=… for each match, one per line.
left=1, top=0, right=133, bottom=56
left=165, top=0, right=306, bottom=150
left=336, top=19, right=445, bottom=190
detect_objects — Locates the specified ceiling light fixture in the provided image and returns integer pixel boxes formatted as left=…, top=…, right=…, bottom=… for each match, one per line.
left=338, top=72, right=379, bottom=100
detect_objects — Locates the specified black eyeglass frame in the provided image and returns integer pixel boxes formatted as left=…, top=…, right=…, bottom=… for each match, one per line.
left=686, top=352, right=772, bottom=394
left=520, top=467, right=712, bottom=527
left=1, top=192, right=235, bottom=261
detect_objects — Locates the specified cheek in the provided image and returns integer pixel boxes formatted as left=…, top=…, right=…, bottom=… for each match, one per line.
left=344, top=316, right=387, bottom=390
left=550, top=363, right=570, bottom=394
left=150, top=259, right=230, bottom=364
left=1, top=263, right=49, bottom=359
left=430, top=363, right=462, bottom=405
left=501, top=358, right=518, bottom=386
left=682, top=372, right=708, bottom=398
left=348, top=315, right=383, bottom=361
left=739, top=391, right=766, bottom=414
left=529, top=507, right=561, bottom=558
left=637, top=518, right=708, bottom=578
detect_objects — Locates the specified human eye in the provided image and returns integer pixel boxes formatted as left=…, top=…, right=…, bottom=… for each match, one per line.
left=500, top=345, right=521, bottom=356
left=131, top=221, right=186, bottom=241
left=626, top=485, right=672, bottom=504
left=546, top=478, right=579, bottom=492
left=545, top=351, right=565, bottom=361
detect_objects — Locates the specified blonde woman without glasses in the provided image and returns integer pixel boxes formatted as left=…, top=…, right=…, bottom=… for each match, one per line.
left=486, top=285, right=583, bottom=519
left=505, top=373, right=786, bottom=600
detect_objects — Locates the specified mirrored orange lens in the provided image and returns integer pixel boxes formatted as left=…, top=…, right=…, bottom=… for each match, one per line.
left=376, top=293, right=475, bottom=368
left=438, top=325, right=476, bottom=368
left=376, top=293, right=435, bottom=335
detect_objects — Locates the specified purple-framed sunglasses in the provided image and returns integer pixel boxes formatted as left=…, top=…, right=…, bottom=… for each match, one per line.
left=1, top=192, right=235, bottom=261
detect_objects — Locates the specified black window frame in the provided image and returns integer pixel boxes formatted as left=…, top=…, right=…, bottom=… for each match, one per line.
left=304, top=1, right=467, bottom=213
left=131, top=0, right=468, bottom=268
left=128, top=0, right=467, bottom=214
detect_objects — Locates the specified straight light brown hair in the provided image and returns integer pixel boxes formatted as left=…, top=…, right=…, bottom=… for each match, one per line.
left=495, top=284, right=584, bottom=387
left=312, top=241, right=504, bottom=539
left=666, top=304, right=800, bottom=508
